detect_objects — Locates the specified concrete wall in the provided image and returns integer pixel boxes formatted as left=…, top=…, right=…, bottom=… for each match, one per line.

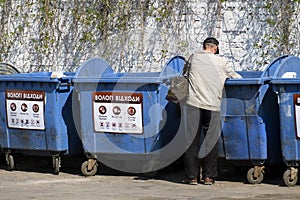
left=0, top=0, right=299, bottom=72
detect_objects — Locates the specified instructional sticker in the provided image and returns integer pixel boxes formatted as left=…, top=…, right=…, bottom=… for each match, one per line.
left=6, top=90, right=45, bottom=130
left=294, top=94, right=300, bottom=138
left=93, top=92, right=143, bottom=134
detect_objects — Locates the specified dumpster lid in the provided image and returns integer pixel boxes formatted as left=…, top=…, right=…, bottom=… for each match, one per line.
left=0, top=62, right=20, bottom=75
left=225, top=71, right=271, bottom=86
left=271, top=55, right=300, bottom=79
left=268, top=55, right=300, bottom=85
left=270, top=78, right=300, bottom=85
left=260, top=55, right=290, bottom=78
left=226, top=55, right=294, bottom=86
left=0, top=72, right=74, bottom=83
left=73, top=56, right=185, bottom=84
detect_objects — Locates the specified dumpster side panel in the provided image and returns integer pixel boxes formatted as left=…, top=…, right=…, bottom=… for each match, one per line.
left=44, top=89, right=69, bottom=152
left=224, top=84, right=259, bottom=100
left=0, top=88, right=8, bottom=148
left=221, top=98, right=250, bottom=159
left=244, top=98, right=268, bottom=161
left=0, top=74, right=76, bottom=156
left=246, top=116, right=267, bottom=160
left=222, top=116, right=250, bottom=160
left=0, top=81, right=53, bottom=152
left=62, top=90, right=83, bottom=156
left=142, top=84, right=161, bottom=153
left=258, top=87, right=282, bottom=165
left=77, top=80, right=181, bottom=156
left=270, top=55, right=300, bottom=168
left=222, top=77, right=279, bottom=165
left=149, top=84, right=180, bottom=152
left=279, top=92, right=299, bottom=163
left=221, top=90, right=253, bottom=160
left=78, top=82, right=147, bottom=154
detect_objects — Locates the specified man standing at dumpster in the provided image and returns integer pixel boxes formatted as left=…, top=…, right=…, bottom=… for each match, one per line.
left=182, top=37, right=242, bottom=185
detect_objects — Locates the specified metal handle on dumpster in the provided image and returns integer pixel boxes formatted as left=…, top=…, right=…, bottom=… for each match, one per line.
left=57, top=81, right=72, bottom=92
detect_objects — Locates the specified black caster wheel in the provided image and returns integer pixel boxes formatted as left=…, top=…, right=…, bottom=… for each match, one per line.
left=7, top=154, right=14, bottom=171
left=247, top=167, right=263, bottom=184
left=53, top=157, right=60, bottom=175
left=81, top=160, right=98, bottom=176
left=283, top=169, right=298, bottom=187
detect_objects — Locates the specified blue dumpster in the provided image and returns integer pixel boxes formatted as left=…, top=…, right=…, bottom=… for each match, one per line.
left=0, top=72, right=82, bottom=174
left=0, top=63, right=20, bottom=162
left=220, top=57, right=286, bottom=184
left=270, top=55, right=300, bottom=186
left=73, top=56, right=186, bottom=175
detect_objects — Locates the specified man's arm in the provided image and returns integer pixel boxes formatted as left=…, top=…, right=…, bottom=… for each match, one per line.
left=224, top=63, right=242, bottom=79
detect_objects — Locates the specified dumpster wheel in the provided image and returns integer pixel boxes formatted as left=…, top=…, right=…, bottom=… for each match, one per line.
left=247, top=167, right=264, bottom=184
left=81, top=160, right=98, bottom=176
left=283, top=168, right=298, bottom=187
left=6, top=154, right=14, bottom=171
left=53, top=157, right=61, bottom=175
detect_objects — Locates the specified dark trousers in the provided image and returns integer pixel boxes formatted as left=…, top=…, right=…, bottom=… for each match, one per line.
left=184, top=105, right=221, bottom=179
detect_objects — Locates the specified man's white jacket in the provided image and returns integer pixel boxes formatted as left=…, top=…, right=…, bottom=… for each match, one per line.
left=185, top=50, right=242, bottom=111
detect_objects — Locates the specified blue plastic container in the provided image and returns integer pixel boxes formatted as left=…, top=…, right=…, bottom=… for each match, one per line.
left=73, top=56, right=186, bottom=175
left=220, top=57, right=286, bottom=184
left=0, top=72, right=82, bottom=174
left=0, top=63, right=20, bottom=162
left=269, top=55, right=300, bottom=186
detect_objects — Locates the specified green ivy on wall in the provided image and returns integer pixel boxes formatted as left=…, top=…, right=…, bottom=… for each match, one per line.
left=0, top=0, right=299, bottom=71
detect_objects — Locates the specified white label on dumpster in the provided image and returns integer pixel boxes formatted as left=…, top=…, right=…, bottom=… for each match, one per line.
left=93, top=92, right=143, bottom=134
left=294, top=94, right=300, bottom=138
left=5, top=90, right=45, bottom=130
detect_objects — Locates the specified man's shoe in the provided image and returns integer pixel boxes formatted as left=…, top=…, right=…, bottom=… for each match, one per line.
left=182, top=178, right=197, bottom=185
left=204, top=177, right=215, bottom=185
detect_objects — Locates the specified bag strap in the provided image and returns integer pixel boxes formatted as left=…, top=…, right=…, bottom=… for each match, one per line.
left=182, top=54, right=194, bottom=79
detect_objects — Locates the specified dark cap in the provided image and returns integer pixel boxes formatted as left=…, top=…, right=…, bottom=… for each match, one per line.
left=203, top=37, right=219, bottom=54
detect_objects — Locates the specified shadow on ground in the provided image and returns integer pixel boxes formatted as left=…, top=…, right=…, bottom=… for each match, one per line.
left=0, top=153, right=288, bottom=186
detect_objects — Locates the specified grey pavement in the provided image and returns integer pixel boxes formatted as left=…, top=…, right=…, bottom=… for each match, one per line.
left=0, top=154, right=300, bottom=200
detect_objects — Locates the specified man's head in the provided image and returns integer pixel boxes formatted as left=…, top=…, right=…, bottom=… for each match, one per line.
left=203, top=37, right=219, bottom=54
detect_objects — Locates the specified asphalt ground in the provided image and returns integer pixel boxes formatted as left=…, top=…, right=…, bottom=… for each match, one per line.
left=1, top=154, right=300, bottom=200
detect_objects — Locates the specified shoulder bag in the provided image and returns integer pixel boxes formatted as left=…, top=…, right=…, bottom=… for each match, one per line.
left=166, top=54, right=194, bottom=103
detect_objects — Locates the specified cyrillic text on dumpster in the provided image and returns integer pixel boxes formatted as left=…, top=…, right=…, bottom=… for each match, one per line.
left=5, top=89, right=45, bottom=130
left=294, top=94, right=300, bottom=138
left=93, top=92, right=143, bottom=134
